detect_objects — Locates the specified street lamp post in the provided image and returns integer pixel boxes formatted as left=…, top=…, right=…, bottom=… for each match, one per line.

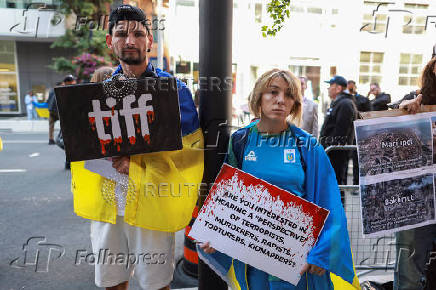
left=198, top=0, right=233, bottom=289
left=156, top=0, right=164, bottom=69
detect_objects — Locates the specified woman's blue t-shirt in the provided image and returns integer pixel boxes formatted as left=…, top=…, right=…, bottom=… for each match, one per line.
left=241, top=122, right=305, bottom=198
left=236, top=121, right=308, bottom=289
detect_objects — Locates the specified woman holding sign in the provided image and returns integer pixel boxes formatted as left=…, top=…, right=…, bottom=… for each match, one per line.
left=199, top=69, right=358, bottom=289
left=396, top=56, right=436, bottom=290
left=399, top=57, right=436, bottom=113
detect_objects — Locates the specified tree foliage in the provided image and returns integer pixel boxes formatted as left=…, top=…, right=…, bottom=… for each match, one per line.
left=262, top=0, right=291, bottom=37
left=50, top=0, right=114, bottom=80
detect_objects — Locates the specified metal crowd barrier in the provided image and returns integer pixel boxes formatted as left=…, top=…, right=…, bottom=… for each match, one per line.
left=325, top=145, right=396, bottom=277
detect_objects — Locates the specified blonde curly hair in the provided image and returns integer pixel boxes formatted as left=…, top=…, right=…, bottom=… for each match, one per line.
left=248, top=69, right=302, bottom=125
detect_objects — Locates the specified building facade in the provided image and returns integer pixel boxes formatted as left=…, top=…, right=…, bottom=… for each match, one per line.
left=3, top=0, right=434, bottom=116
left=0, top=0, right=68, bottom=116
left=0, top=0, right=124, bottom=117
left=165, top=0, right=436, bottom=113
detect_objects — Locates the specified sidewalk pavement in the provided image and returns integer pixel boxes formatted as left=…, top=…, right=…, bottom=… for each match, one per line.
left=0, top=118, right=58, bottom=133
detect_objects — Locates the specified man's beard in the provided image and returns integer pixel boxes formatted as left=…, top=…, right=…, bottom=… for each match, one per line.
left=118, top=49, right=146, bottom=65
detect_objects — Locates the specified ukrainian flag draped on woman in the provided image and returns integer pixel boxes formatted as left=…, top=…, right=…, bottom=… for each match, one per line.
left=197, top=68, right=360, bottom=289
left=198, top=126, right=360, bottom=289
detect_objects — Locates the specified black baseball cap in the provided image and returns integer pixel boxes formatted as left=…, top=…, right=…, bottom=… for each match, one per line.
left=325, top=75, right=347, bottom=87
left=63, top=74, right=76, bottom=82
left=109, top=4, right=148, bottom=35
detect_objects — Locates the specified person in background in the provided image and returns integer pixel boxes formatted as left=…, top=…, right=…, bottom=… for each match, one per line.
left=347, top=80, right=371, bottom=186
left=62, top=67, right=114, bottom=170
left=90, top=66, right=115, bottom=83
left=320, top=76, right=357, bottom=204
left=194, top=89, right=200, bottom=110
left=199, top=69, right=358, bottom=289
left=395, top=56, right=436, bottom=290
left=24, top=91, right=37, bottom=120
left=299, top=77, right=318, bottom=137
left=347, top=80, right=370, bottom=112
left=367, top=82, right=391, bottom=111
left=47, top=82, right=62, bottom=144
left=47, top=75, right=76, bottom=145
left=399, top=57, right=436, bottom=114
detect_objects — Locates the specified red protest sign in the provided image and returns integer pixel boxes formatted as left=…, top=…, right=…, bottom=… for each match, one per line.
left=189, top=164, right=329, bottom=285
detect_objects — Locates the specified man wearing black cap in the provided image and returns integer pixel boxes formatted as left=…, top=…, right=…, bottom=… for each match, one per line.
left=70, top=4, right=203, bottom=290
left=320, top=76, right=357, bottom=201
left=47, top=75, right=76, bottom=145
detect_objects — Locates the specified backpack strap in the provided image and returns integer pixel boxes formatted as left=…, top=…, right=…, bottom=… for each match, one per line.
left=289, top=126, right=307, bottom=173
left=227, top=127, right=250, bottom=169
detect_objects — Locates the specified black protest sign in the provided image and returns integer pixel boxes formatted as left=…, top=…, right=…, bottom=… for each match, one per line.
left=55, top=77, right=182, bottom=162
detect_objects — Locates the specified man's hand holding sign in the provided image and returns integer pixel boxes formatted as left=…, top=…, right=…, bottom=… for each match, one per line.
left=54, top=77, right=182, bottom=162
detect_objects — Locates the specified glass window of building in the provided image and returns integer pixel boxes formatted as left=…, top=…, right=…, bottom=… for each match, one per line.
left=361, top=13, right=388, bottom=34
left=307, top=7, right=323, bottom=14
left=404, top=3, right=429, bottom=10
left=290, top=5, right=304, bottom=13
left=254, top=3, right=262, bottom=23
left=289, top=65, right=321, bottom=100
left=250, top=66, right=258, bottom=88
left=398, top=53, right=422, bottom=86
left=402, top=15, right=426, bottom=34
left=359, top=51, right=384, bottom=85
left=0, top=40, right=20, bottom=113
left=361, top=1, right=389, bottom=34
left=402, top=3, right=428, bottom=34
left=1, top=0, right=61, bottom=9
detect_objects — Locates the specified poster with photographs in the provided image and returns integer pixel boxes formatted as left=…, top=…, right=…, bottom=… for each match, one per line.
left=355, top=117, right=432, bottom=177
left=432, top=116, right=436, bottom=164
left=360, top=173, right=435, bottom=236
left=55, top=77, right=182, bottom=162
left=355, top=112, right=436, bottom=237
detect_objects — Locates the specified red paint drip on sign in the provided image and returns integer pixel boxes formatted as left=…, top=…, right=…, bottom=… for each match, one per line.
left=147, top=111, right=155, bottom=123
left=114, top=137, right=123, bottom=152
left=144, top=134, right=150, bottom=144
left=99, top=139, right=111, bottom=155
left=133, top=114, right=140, bottom=125
left=129, top=136, right=136, bottom=145
left=89, top=117, right=96, bottom=131
left=103, top=117, right=110, bottom=126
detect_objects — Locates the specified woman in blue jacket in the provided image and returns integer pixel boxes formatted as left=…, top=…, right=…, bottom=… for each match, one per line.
left=199, top=69, right=358, bottom=289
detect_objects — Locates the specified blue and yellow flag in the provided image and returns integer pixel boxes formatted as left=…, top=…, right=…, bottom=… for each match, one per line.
left=71, top=64, right=204, bottom=232
left=197, top=125, right=360, bottom=289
